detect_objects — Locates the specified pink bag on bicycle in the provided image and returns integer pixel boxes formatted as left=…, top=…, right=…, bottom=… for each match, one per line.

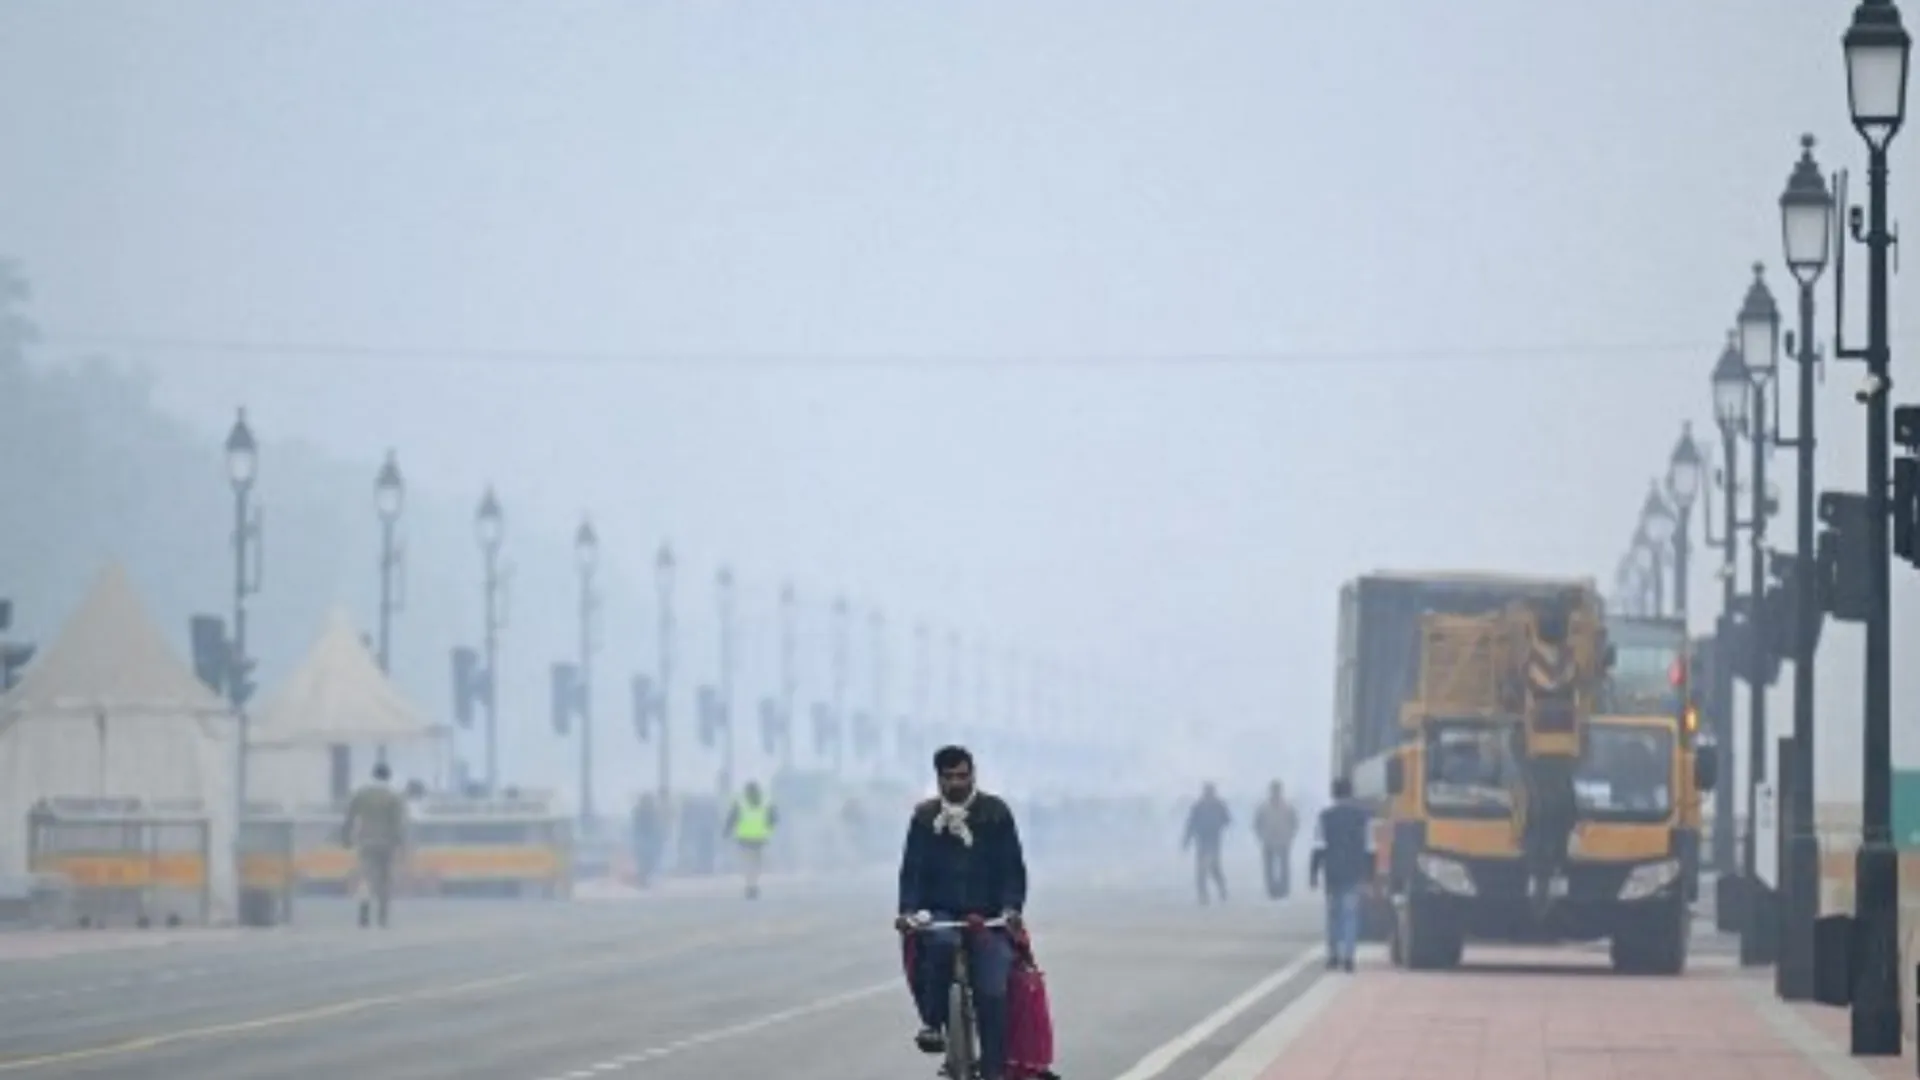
left=1006, top=932, right=1058, bottom=1080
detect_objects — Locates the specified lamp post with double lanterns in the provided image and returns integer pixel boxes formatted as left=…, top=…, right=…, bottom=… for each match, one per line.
left=1708, top=335, right=1750, bottom=889
left=224, top=410, right=263, bottom=826
left=1837, top=0, right=1910, bottom=1052
left=779, top=582, right=797, bottom=775
left=373, top=451, right=404, bottom=766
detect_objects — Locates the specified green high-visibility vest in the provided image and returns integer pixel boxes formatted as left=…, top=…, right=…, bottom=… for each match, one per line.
left=734, top=800, right=772, bottom=842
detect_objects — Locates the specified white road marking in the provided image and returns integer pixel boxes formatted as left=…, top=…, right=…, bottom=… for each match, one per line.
left=1195, top=967, right=1350, bottom=1080
left=527, top=980, right=895, bottom=1080
left=1108, top=945, right=1319, bottom=1080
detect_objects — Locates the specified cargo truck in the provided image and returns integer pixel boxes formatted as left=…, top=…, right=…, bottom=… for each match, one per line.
left=1333, top=571, right=1715, bottom=973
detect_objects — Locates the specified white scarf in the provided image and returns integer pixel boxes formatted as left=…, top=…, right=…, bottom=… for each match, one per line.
left=933, top=790, right=978, bottom=847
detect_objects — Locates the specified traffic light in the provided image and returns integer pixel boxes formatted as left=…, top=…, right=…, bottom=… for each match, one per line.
left=1817, top=491, right=1872, bottom=623
left=630, top=674, right=655, bottom=740
left=1764, top=555, right=1821, bottom=665
left=0, top=643, right=34, bottom=690
left=189, top=615, right=228, bottom=692
left=229, top=655, right=257, bottom=707
left=550, top=662, right=582, bottom=736
left=450, top=647, right=488, bottom=729
left=758, top=697, right=783, bottom=754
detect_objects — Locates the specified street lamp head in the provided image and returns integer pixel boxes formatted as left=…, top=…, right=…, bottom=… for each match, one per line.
left=224, top=407, right=258, bottom=490
left=1639, top=483, right=1677, bottom=548
left=1780, top=135, right=1835, bottom=284
left=1666, top=422, right=1704, bottom=512
left=574, top=517, right=599, bottom=574
left=655, top=542, right=676, bottom=595
left=1632, top=537, right=1656, bottom=574
left=1710, top=331, right=1752, bottom=437
left=832, top=594, right=849, bottom=619
left=716, top=564, right=734, bottom=601
left=1846, top=0, right=1912, bottom=151
left=1737, top=262, right=1780, bottom=384
left=374, top=449, right=404, bottom=522
left=779, top=580, right=795, bottom=608
left=474, top=486, right=504, bottom=550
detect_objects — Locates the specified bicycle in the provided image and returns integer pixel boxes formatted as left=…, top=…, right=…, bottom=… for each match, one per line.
left=906, top=915, right=1010, bottom=1080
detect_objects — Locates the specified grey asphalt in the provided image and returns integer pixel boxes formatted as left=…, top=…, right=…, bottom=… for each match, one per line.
left=0, top=857, right=1332, bottom=1080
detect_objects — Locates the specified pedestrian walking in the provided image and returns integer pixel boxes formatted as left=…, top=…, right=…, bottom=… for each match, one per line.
left=1309, top=776, right=1374, bottom=971
left=1181, top=782, right=1231, bottom=905
left=1254, top=780, right=1299, bottom=899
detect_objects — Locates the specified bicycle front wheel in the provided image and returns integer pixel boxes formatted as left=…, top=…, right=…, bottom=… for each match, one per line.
left=945, top=982, right=977, bottom=1079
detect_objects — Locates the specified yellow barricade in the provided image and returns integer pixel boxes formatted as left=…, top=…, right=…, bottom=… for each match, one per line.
left=27, top=797, right=211, bottom=927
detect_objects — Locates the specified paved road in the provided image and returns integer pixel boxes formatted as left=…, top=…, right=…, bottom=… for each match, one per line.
left=0, top=862, right=1333, bottom=1080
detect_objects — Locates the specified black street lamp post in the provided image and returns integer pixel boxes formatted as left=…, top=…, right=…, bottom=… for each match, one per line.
left=779, top=582, right=797, bottom=775
left=475, top=488, right=506, bottom=795
left=1667, top=424, right=1705, bottom=631
left=655, top=543, right=676, bottom=806
left=224, top=410, right=262, bottom=823
left=374, top=451, right=404, bottom=765
left=1777, top=134, right=1836, bottom=1003
left=1710, top=335, right=1751, bottom=883
left=1640, top=485, right=1677, bottom=617
left=1737, top=263, right=1782, bottom=969
left=575, top=519, right=600, bottom=829
left=830, top=595, right=849, bottom=774
left=716, top=566, right=736, bottom=795
left=1840, top=0, right=1910, bottom=1052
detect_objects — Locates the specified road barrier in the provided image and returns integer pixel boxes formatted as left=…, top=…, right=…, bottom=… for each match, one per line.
left=26, top=797, right=211, bottom=927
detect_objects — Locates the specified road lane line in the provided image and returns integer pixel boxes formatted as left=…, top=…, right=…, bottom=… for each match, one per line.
left=1108, top=945, right=1319, bottom=1080
left=0, top=915, right=847, bottom=1071
left=527, top=980, right=897, bottom=1080
left=1193, top=967, right=1350, bottom=1080
left=0, top=970, right=532, bottom=1072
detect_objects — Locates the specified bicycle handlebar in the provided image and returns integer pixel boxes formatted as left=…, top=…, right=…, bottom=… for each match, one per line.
left=906, top=916, right=1010, bottom=931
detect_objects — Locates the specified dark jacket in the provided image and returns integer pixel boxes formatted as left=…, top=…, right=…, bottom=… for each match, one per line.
left=1310, top=800, right=1374, bottom=891
left=897, top=793, right=1028, bottom=917
left=1183, top=795, right=1231, bottom=852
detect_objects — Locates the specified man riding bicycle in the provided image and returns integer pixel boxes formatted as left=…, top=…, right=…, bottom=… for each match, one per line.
left=895, top=744, right=1028, bottom=1080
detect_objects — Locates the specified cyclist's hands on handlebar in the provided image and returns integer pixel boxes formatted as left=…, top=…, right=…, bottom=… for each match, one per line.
left=894, top=910, right=933, bottom=934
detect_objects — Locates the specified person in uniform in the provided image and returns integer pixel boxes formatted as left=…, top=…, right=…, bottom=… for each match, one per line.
left=341, top=762, right=409, bottom=928
left=724, top=781, right=779, bottom=898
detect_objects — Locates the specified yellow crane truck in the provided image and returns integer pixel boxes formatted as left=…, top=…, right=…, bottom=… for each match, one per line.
left=1335, top=571, right=1715, bottom=974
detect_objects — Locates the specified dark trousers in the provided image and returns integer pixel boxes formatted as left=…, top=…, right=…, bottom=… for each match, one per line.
left=906, top=915, right=1016, bottom=1079
left=1194, top=844, right=1226, bottom=903
left=1261, top=842, right=1292, bottom=899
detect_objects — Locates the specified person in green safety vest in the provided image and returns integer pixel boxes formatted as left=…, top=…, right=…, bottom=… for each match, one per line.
left=724, top=781, right=779, bottom=899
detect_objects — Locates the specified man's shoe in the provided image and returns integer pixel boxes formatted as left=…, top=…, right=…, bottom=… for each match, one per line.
left=915, top=1027, right=947, bottom=1054
left=1325, top=955, right=1338, bottom=970
left=1341, top=957, right=1355, bottom=973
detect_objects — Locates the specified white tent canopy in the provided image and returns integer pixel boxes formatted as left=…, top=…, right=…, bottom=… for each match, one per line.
left=0, top=562, right=237, bottom=921
left=251, top=608, right=436, bottom=747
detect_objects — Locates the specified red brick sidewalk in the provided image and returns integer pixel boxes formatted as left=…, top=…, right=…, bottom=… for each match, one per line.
left=1252, top=950, right=1853, bottom=1080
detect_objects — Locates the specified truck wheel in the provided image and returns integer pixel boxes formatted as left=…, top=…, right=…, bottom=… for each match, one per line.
left=1400, top=896, right=1463, bottom=971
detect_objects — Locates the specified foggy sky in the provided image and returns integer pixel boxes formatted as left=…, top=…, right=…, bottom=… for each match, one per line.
left=0, top=0, right=1913, bottom=804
